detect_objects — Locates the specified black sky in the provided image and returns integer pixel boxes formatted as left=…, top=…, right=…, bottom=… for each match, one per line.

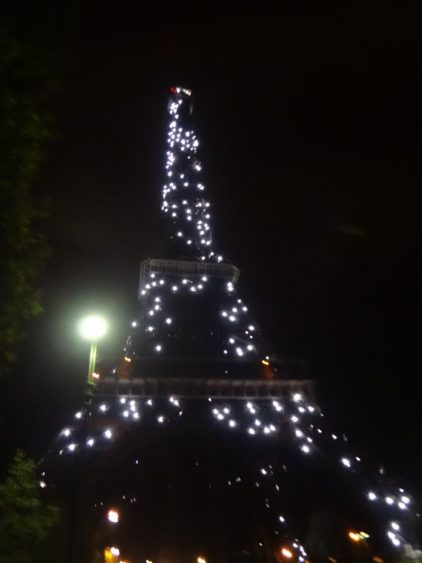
left=3, top=2, right=422, bottom=493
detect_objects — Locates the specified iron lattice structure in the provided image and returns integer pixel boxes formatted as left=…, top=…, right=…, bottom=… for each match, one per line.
left=43, top=87, right=419, bottom=563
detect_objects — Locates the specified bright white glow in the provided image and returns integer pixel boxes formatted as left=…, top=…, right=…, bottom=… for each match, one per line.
left=78, top=315, right=107, bottom=341
left=68, top=443, right=77, bottom=452
left=39, top=480, right=47, bottom=488
left=99, top=404, right=107, bottom=412
left=341, top=458, right=352, bottom=468
left=386, top=496, right=394, bottom=505
left=104, top=429, right=113, bottom=439
left=248, top=427, right=256, bottom=435
left=398, top=502, right=407, bottom=510
left=391, top=522, right=400, bottom=531
left=131, top=321, right=137, bottom=327
left=301, top=444, right=310, bottom=454
left=272, top=400, right=283, bottom=412
left=157, top=416, right=165, bottom=424
left=368, top=491, right=377, bottom=501
left=75, top=411, right=83, bottom=419
left=165, top=318, right=172, bottom=325
left=401, top=495, right=410, bottom=505
left=235, top=347, right=244, bottom=357
left=392, top=537, right=401, bottom=547
left=87, top=438, right=95, bottom=447
left=293, top=393, right=302, bottom=402
left=155, top=344, right=162, bottom=352
left=110, top=547, right=120, bottom=556
left=63, top=428, right=71, bottom=437
left=279, top=515, right=285, bottom=523
left=107, top=509, right=119, bottom=523
left=228, top=420, right=237, bottom=428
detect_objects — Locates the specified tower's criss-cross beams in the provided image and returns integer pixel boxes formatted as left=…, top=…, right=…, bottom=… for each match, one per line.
left=43, top=87, right=417, bottom=562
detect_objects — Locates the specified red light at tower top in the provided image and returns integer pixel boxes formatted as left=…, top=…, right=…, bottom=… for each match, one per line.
left=169, top=86, right=192, bottom=97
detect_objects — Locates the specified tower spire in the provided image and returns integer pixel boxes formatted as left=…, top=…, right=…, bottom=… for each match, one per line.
left=163, top=86, right=222, bottom=262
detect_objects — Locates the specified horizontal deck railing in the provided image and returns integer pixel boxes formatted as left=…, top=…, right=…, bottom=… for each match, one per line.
left=97, top=376, right=314, bottom=399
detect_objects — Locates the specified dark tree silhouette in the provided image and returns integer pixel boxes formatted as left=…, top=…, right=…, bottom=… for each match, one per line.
left=0, top=450, right=59, bottom=563
left=0, top=24, right=54, bottom=370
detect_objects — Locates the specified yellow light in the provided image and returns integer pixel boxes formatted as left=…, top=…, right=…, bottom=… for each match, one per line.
left=359, top=531, right=370, bottom=539
left=261, top=359, right=270, bottom=366
left=348, top=531, right=361, bottom=542
left=92, top=372, right=100, bottom=379
left=197, top=557, right=207, bottom=563
left=281, top=547, right=293, bottom=558
left=124, top=356, right=132, bottom=363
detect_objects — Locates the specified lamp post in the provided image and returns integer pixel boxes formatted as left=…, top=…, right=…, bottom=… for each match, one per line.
left=78, top=315, right=107, bottom=389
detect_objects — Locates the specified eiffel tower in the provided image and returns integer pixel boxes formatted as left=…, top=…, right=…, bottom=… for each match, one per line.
left=43, top=88, right=418, bottom=563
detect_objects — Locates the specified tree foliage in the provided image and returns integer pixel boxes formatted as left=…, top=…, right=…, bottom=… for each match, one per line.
left=0, top=25, right=54, bottom=370
left=0, top=450, right=59, bottom=563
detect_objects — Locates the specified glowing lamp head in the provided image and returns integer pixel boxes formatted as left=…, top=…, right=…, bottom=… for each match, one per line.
left=281, top=547, right=293, bottom=558
left=78, top=315, right=107, bottom=341
left=107, top=509, right=119, bottom=524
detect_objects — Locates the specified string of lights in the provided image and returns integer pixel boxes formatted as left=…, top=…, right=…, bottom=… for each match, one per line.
left=46, top=391, right=415, bottom=557
left=42, top=87, right=419, bottom=560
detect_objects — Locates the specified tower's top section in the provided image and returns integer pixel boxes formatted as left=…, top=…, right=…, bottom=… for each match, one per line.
left=162, top=87, right=223, bottom=263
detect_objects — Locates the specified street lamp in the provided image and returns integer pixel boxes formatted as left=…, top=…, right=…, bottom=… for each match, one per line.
left=107, top=509, right=119, bottom=524
left=78, top=315, right=107, bottom=388
left=280, top=547, right=293, bottom=559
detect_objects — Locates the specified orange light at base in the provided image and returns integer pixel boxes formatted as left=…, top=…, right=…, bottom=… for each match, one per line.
left=349, top=530, right=370, bottom=543
left=281, top=547, right=293, bottom=558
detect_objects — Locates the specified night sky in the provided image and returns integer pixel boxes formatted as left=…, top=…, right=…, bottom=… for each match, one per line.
left=3, top=2, right=422, bottom=496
